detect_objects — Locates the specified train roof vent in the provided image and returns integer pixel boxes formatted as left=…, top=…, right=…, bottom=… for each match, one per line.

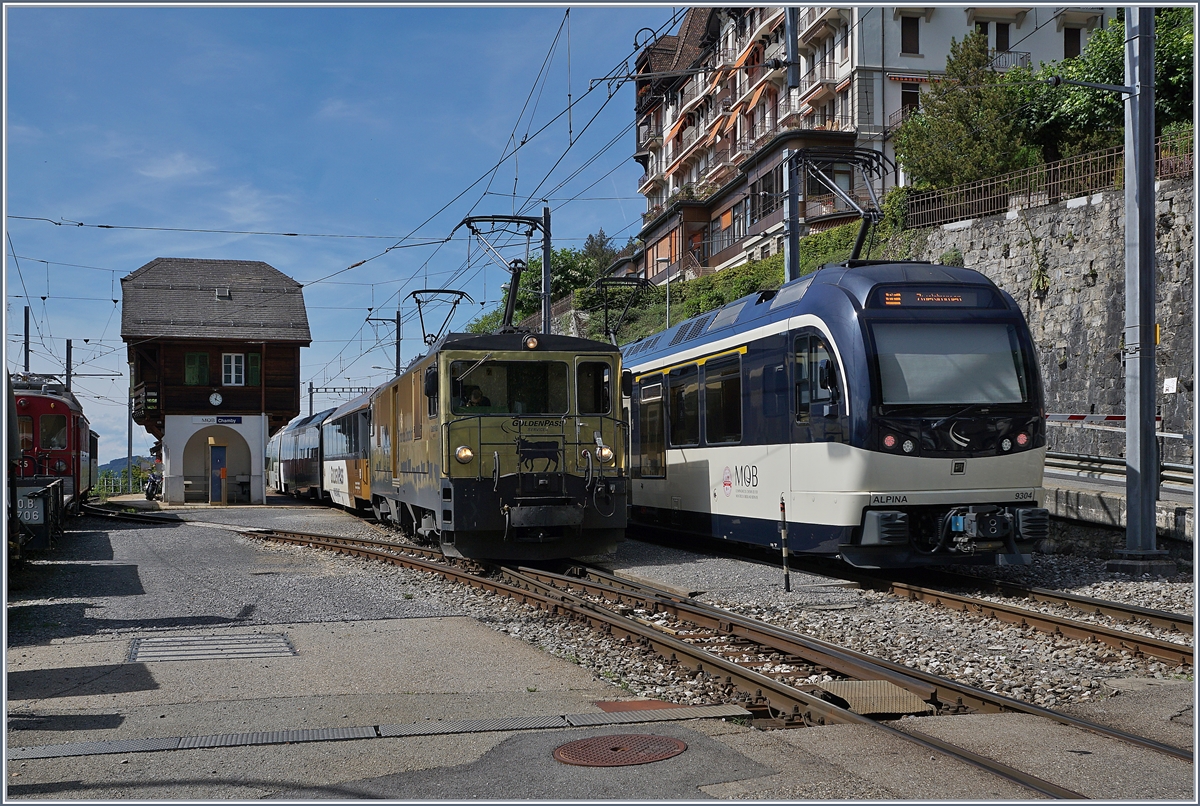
left=625, top=342, right=642, bottom=357
left=644, top=335, right=661, bottom=352
left=685, top=315, right=712, bottom=341
left=669, top=324, right=691, bottom=346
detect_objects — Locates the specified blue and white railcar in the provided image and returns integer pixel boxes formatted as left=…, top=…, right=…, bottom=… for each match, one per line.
left=623, top=260, right=1050, bottom=568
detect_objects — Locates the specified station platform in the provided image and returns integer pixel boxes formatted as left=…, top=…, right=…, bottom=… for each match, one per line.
left=5, top=505, right=1192, bottom=799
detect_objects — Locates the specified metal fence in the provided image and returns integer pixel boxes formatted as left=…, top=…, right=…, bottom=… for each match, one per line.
left=94, top=475, right=145, bottom=496
left=907, top=131, right=1194, bottom=228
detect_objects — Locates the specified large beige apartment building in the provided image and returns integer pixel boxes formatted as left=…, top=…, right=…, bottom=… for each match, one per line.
left=618, top=6, right=1115, bottom=285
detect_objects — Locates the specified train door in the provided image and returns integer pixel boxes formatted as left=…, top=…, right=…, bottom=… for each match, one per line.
left=209, top=444, right=227, bottom=505
left=793, top=331, right=846, bottom=444
left=634, top=373, right=665, bottom=479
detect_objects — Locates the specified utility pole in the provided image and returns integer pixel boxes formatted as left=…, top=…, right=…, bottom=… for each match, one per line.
left=1109, top=7, right=1173, bottom=575
left=24, top=306, right=30, bottom=372
left=367, top=308, right=403, bottom=376
left=127, top=361, right=134, bottom=494
left=65, top=339, right=72, bottom=391
left=542, top=205, right=552, bottom=335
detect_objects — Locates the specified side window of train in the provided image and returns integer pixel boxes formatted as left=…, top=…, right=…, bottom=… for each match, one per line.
left=667, top=364, right=700, bottom=447
left=18, top=416, right=33, bottom=450
left=637, top=375, right=666, bottom=478
left=703, top=355, right=741, bottom=444
left=577, top=360, right=611, bottom=414
left=795, top=332, right=841, bottom=422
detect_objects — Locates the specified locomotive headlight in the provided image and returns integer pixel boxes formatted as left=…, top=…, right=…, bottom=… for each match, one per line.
left=54, top=460, right=68, bottom=473
left=1000, top=438, right=1013, bottom=452
left=523, top=335, right=539, bottom=350
left=901, top=439, right=915, bottom=454
left=1016, top=432, right=1030, bottom=447
left=596, top=444, right=615, bottom=464
left=454, top=445, right=475, bottom=464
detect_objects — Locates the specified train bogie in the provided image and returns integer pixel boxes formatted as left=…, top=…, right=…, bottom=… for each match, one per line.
left=624, top=261, right=1050, bottom=569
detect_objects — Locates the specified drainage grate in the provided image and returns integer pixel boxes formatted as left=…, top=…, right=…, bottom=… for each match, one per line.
left=128, top=634, right=296, bottom=663
left=554, top=734, right=687, bottom=767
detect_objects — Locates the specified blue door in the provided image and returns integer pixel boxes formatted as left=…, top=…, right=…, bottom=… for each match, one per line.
left=210, top=445, right=227, bottom=504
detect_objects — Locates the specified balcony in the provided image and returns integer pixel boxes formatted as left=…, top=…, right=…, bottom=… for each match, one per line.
left=798, top=7, right=841, bottom=44
left=132, top=382, right=160, bottom=420
left=798, top=64, right=838, bottom=104
left=989, top=50, right=1031, bottom=70
left=637, top=123, right=663, bottom=150
left=887, top=104, right=920, bottom=131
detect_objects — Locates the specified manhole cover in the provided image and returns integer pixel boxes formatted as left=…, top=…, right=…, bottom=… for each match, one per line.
left=553, top=734, right=687, bottom=767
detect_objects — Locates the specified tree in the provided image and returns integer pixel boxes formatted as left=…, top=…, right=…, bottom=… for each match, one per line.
left=463, top=229, right=615, bottom=331
left=893, top=31, right=1038, bottom=188
left=1006, top=7, right=1194, bottom=161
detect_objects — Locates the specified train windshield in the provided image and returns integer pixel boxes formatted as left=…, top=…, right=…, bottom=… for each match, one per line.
left=870, top=322, right=1029, bottom=405
left=451, top=360, right=569, bottom=415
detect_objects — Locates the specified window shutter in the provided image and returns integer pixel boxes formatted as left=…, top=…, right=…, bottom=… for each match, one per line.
left=248, top=353, right=261, bottom=386
left=198, top=354, right=209, bottom=386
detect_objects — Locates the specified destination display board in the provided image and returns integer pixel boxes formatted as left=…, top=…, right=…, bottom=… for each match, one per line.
left=872, top=287, right=997, bottom=308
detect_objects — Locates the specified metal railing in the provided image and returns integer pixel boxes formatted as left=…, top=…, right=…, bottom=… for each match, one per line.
left=908, top=131, right=1194, bottom=228
left=1046, top=451, right=1193, bottom=488
left=94, top=476, right=146, bottom=496
left=988, top=50, right=1031, bottom=70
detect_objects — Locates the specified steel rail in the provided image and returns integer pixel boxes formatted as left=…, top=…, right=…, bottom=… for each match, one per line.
left=884, top=580, right=1192, bottom=668
left=522, top=565, right=1193, bottom=764
left=81, top=503, right=181, bottom=525
left=924, top=569, right=1194, bottom=636
left=499, top=567, right=1087, bottom=799
left=799, top=560, right=1193, bottom=667
left=234, top=527, right=1085, bottom=797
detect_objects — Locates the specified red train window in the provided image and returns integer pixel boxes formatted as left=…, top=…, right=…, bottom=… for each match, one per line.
left=40, top=415, right=68, bottom=449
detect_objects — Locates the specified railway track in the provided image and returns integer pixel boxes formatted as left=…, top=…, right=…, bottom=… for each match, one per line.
left=232, top=525, right=1191, bottom=799
left=811, top=563, right=1194, bottom=668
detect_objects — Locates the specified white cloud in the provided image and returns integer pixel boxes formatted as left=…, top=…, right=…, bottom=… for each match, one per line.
left=136, top=152, right=212, bottom=180
left=315, top=97, right=390, bottom=130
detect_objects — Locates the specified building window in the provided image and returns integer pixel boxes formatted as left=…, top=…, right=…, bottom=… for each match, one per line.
left=1064, top=27, right=1081, bottom=59
left=975, top=21, right=989, bottom=38
left=858, top=84, right=874, bottom=125
left=996, top=22, right=1010, bottom=52
left=223, top=353, right=244, bottom=386
left=184, top=352, right=209, bottom=386
left=902, top=82, right=921, bottom=116
left=900, top=16, right=920, bottom=55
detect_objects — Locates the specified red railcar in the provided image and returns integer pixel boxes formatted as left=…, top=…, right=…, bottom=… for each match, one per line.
left=11, top=373, right=98, bottom=513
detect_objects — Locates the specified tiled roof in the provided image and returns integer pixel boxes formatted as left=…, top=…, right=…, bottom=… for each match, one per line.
left=120, top=257, right=311, bottom=343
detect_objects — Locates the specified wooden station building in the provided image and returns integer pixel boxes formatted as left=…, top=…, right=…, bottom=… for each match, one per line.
left=121, top=258, right=311, bottom=504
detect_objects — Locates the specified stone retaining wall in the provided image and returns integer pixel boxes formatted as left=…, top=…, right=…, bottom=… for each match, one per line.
left=916, top=179, right=1194, bottom=466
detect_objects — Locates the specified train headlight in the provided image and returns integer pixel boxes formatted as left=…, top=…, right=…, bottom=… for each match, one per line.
left=523, top=335, right=539, bottom=350
left=454, top=445, right=475, bottom=464
left=883, top=434, right=897, bottom=449
left=596, top=444, right=614, bottom=464
left=53, top=460, right=68, bottom=473
left=1016, top=432, right=1030, bottom=447
left=1000, top=438, right=1013, bottom=452
left=901, top=439, right=915, bottom=454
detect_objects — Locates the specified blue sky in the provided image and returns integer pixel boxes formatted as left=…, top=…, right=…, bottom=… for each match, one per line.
left=4, top=3, right=677, bottom=464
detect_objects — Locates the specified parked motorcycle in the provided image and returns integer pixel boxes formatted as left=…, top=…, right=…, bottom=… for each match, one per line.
left=144, top=472, right=162, bottom=501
